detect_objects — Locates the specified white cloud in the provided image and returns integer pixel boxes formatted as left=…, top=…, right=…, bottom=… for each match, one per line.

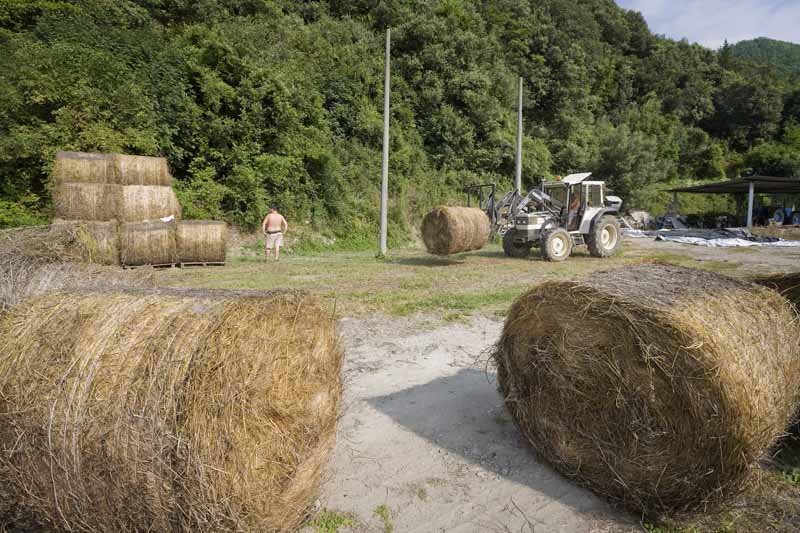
left=616, top=0, right=800, bottom=48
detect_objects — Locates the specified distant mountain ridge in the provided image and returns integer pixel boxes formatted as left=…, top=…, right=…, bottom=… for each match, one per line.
left=728, top=37, right=800, bottom=75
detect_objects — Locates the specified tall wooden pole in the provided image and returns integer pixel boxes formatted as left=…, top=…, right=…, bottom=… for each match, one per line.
left=379, top=28, right=391, bottom=256
left=515, top=76, right=523, bottom=193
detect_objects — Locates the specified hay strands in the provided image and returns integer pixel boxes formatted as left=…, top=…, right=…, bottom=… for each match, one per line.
left=493, top=262, right=800, bottom=513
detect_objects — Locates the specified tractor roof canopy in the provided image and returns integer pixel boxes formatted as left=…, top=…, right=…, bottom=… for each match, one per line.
left=561, top=172, right=592, bottom=185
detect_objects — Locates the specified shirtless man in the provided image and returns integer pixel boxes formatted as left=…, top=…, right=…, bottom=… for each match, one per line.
left=261, top=205, right=288, bottom=261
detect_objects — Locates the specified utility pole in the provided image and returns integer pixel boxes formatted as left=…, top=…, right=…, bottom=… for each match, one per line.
left=515, top=76, right=523, bottom=194
left=379, top=28, right=391, bottom=256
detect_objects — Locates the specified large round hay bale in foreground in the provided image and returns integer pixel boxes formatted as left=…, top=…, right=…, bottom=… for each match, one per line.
left=177, top=220, right=227, bottom=263
left=52, top=182, right=122, bottom=221
left=120, top=185, right=181, bottom=222
left=52, top=151, right=172, bottom=186
left=421, top=206, right=490, bottom=255
left=121, top=221, right=178, bottom=266
left=0, top=288, right=342, bottom=532
left=494, top=263, right=800, bottom=512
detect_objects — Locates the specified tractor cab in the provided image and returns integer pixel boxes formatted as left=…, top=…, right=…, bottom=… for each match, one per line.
left=542, top=173, right=607, bottom=231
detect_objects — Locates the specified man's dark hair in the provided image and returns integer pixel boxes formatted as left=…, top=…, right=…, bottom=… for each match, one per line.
left=270, top=204, right=278, bottom=211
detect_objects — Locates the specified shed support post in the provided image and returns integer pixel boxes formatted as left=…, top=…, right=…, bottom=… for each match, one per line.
left=746, top=181, right=755, bottom=232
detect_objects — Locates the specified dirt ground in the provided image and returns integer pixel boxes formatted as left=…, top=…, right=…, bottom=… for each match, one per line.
left=165, top=236, right=800, bottom=532
left=304, top=315, right=639, bottom=533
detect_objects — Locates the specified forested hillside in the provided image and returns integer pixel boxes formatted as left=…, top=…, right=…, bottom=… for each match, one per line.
left=2, top=0, right=800, bottom=243
left=728, top=37, right=800, bottom=77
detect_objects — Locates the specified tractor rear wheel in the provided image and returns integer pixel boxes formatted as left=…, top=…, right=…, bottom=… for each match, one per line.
left=541, top=228, right=572, bottom=262
left=503, top=231, right=532, bottom=258
left=587, top=215, right=621, bottom=258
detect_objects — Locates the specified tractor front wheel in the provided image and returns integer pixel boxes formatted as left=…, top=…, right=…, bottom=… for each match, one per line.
left=503, top=231, right=532, bottom=258
left=587, top=215, right=621, bottom=258
left=541, top=228, right=572, bottom=262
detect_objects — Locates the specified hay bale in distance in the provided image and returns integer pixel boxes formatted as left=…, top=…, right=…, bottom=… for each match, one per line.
left=493, top=263, right=800, bottom=512
left=112, top=154, right=172, bottom=186
left=52, top=183, right=122, bottom=221
left=49, top=220, right=120, bottom=265
left=120, top=185, right=181, bottom=223
left=52, top=151, right=172, bottom=186
left=0, top=288, right=342, bottom=531
left=120, top=221, right=178, bottom=266
left=177, top=220, right=227, bottom=264
left=421, top=206, right=490, bottom=255
left=52, top=151, right=116, bottom=184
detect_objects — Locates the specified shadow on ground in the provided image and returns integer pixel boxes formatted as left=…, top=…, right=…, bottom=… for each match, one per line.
left=366, top=368, right=612, bottom=516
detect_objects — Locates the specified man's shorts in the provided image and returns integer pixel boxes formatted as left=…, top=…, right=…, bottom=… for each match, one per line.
left=265, top=232, right=284, bottom=249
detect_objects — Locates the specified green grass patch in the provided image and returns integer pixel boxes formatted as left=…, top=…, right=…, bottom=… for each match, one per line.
left=373, top=504, right=393, bottom=533
left=309, top=509, right=358, bottom=533
left=389, top=284, right=528, bottom=317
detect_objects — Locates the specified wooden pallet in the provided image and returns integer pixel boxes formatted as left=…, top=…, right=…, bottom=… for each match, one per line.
left=123, top=263, right=178, bottom=269
left=179, top=262, right=226, bottom=268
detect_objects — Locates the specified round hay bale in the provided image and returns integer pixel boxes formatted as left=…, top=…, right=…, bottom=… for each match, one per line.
left=493, top=263, right=800, bottom=512
left=177, top=220, right=227, bottom=264
left=51, top=151, right=116, bottom=184
left=120, top=185, right=182, bottom=223
left=120, top=221, right=178, bottom=266
left=113, top=154, right=172, bottom=186
left=0, top=288, right=342, bottom=531
left=51, top=152, right=172, bottom=186
left=49, top=220, right=120, bottom=265
left=52, top=183, right=122, bottom=221
left=421, top=206, right=490, bottom=255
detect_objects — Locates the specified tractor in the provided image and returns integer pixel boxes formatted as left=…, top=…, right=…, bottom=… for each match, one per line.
left=466, top=173, right=623, bottom=262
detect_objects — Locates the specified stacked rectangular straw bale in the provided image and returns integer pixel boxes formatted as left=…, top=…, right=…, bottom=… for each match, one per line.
left=51, top=152, right=226, bottom=266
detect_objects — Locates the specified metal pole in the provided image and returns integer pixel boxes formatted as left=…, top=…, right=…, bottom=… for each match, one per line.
left=746, top=180, right=755, bottom=232
left=515, top=76, right=523, bottom=193
left=379, top=29, right=391, bottom=256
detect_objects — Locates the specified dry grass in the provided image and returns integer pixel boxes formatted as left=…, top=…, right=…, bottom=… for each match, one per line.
left=493, top=263, right=800, bottom=514
left=177, top=221, right=227, bottom=263
left=751, top=225, right=800, bottom=241
left=751, top=272, right=800, bottom=310
left=120, top=185, right=181, bottom=223
left=50, top=220, right=120, bottom=265
left=52, top=182, right=122, bottom=221
left=421, top=207, right=490, bottom=255
left=0, top=288, right=342, bottom=532
left=0, top=226, right=154, bottom=310
left=52, top=151, right=172, bottom=186
left=121, top=221, right=178, bottom=266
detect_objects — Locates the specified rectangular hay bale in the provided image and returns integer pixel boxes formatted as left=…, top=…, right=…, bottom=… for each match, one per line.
left=177, top=221, right=227, bottom=264
left=52, top=151, right=172, bottom=186
left=49, top=221, right=121, bottom=266
left=52, top=151, right=116, bottom=184
left=120, top=185, right=181, bottom=223
left=52, top=183, right=122, bottom=222
left=120, top=221, right=178, bottom=266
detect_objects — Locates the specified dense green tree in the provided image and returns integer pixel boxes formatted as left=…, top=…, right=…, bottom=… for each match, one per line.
left=1, top=0, right=799, bottom=232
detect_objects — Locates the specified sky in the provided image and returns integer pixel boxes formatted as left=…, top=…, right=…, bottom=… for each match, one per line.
left=615, top=0, right=800, bottom=49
